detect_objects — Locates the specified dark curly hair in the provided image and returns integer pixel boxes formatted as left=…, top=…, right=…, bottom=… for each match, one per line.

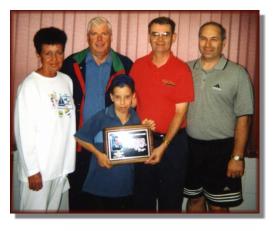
left=33, top=27, right=67, bottom=54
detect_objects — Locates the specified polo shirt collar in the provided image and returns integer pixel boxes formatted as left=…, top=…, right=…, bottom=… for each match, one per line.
left=147, top=51, right=174, bottom=66
left=194, top=55, right=228, bottom=71
left=106, top=104, right=117, bottom=119
left=214, top=56, right=228, bottom=70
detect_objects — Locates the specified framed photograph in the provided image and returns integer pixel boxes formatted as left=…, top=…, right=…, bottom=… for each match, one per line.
left=104, top=125, right=153, bottom=165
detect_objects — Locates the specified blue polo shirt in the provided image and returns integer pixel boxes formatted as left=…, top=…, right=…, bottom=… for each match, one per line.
left=75, top=104, right=140, bottom=197
left=83, top=51, right=112, bottom=122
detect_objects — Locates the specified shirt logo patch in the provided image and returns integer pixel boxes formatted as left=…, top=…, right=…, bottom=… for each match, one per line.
left=212, top=83, right=222, bottom=91
left=162, top=79, right=176, bottom=86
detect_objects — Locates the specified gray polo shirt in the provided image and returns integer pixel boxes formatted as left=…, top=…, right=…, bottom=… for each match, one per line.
left=186, top=56, right=254, bottom=140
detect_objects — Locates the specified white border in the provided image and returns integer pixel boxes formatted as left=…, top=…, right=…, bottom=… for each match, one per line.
left=2, top=0, right=276, bottom=230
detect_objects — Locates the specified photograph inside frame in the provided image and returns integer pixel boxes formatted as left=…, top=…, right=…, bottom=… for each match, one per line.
left=105, top=125, right=152, bottom=165
left=11, top=10, right=260, bottom=215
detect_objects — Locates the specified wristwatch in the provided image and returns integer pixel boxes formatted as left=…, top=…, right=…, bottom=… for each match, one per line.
left=231, top=154, right=244, bottom=161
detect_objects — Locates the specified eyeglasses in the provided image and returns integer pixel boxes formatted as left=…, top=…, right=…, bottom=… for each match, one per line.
left=150, top=31, right=171, bottom=39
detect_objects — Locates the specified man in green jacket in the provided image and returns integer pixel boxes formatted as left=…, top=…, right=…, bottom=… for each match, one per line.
left=61, top=16, right=133, bottom=211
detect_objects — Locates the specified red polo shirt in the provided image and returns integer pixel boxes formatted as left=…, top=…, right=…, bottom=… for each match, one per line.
left=130, top=52, right=194, bottom=133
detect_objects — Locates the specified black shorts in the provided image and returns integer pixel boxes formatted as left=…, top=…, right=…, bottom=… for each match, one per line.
left=183, top=136, right=243, bottom=207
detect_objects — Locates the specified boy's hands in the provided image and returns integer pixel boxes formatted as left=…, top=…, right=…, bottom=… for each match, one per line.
left=142, top=119, right=156, bottom=131
left=96, top=153, right=113, bottom=169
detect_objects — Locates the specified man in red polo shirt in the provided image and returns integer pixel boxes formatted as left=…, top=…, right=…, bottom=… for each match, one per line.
left=130, top=17, right=194, bottom=212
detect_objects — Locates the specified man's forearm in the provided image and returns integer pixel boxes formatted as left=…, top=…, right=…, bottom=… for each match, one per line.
left=163, top=102, right=188, bottom=145
left=145, top=102, right=188, bottom=165
left=231, top=115, right=252, bottom=157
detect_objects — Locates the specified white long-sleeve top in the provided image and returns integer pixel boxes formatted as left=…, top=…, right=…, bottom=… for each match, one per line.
left=14, top=71, right=76, bottom=182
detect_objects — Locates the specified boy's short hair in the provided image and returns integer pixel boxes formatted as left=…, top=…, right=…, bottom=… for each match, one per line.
left=33, top=27, right=67, bottom=54
left=109, top=74, right=135, bottom=94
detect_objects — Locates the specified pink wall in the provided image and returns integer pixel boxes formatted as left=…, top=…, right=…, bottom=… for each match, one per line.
left=11, top=10, right=259, bottom=156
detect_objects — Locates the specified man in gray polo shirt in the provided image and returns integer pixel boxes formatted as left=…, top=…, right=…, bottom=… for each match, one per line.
left=183, top=21, right=254, bottom=212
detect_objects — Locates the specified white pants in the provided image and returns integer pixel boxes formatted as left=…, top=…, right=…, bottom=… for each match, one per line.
left=19, top=176, right=70, bottom=212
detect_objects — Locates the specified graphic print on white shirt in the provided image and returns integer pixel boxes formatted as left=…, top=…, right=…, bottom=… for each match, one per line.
left=49, top=92, right=74, bottom=117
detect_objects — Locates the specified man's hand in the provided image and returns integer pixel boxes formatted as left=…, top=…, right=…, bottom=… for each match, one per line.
left=227, top=115, right=250, bottom=178
left=97, top=153, right=112, bottom=169
left=227, top=159, right=245, bottom=178
left=145, top=142, right=167, bottom=165
left=28, top=172, right=43, bottom=191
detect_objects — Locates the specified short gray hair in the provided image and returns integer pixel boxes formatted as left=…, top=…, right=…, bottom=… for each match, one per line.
left=87, top=16, right=112, bottom=34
